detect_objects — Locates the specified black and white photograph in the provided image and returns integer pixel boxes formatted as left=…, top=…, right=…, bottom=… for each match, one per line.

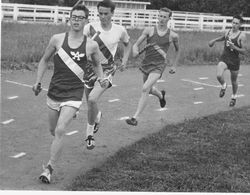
left=1, top=0, right=250, bottom=193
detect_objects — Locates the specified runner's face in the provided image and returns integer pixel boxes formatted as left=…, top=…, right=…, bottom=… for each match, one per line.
left=232, top=18, right=241, bottom=31
left=70, top=10, right=87, bottom=31
left=98, top=6, right=113, bottom=26
left=158, top=11, right=170, bottom=25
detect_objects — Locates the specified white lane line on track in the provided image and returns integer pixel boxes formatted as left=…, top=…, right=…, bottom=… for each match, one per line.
left=157, top=79, right=165, bottom=83
left=238, top=74, right=243, bottom=77
left=2, top=119, right=15, bottom=125
left=108, top=99, right=120, bottom=102
left=181, top=79, right=220, bottom=88
left=237, top=94, right=245, bottom=98
left=227, top=84, right=244, bottom=87
left=194, top=87, right=204, bottom=90
left=182, top=79, right=244, bottom=88
left=5, top=80, right=48, bottom=91
left=194, top=101, right=203, bottom=105
left=156, top=108, right=168, bottom=111
left=66, top=131, right=78, bottom=136
left=10, top=152, right=26, bottom=158
left=8, top=96, right=19, bottom=100
left=118, top=116, right=129, bottom=120
left=199, top=77, right=208, bottom=80
left=112, top=84, right=118, bottom=87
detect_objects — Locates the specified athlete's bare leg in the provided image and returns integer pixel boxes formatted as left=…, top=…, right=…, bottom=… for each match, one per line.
left=48, top=106, right=78, bottom=167
left=87, top=82, right=106, bottom=126
left=48, top=109, right=59, bottom=136
left=150, top=86, right=162, bottom=99
left=84, top=82, right=106, bottom=147
left=230, top=70, right=239, bottom=96
left=133, top=72, right=161, bottom=119
left=216, top=61, right=228, bottom=86
left=146, top=72, right=163, bottom=99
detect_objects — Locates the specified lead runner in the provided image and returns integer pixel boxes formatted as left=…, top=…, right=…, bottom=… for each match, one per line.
left=32, top=4, right=107, bottom=184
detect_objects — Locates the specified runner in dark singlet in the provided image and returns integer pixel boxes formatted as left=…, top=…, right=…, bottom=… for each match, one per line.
left=140, top=26, right=172, bottom=75
left=209, top=15, right=247, bottom=107
left=126, top=7, right=180, bottom=126
left=32, top=4, right=107, bottom=184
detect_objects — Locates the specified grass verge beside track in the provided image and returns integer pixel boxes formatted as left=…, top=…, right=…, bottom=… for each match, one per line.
left=67, top=106, right=250, bottom=192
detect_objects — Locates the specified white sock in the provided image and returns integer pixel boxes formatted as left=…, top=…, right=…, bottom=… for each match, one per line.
left=95, top=111, right=102, bottom=123
left=231, top=94, right=237, bottom=99
left=86, top=123, right=94, bottom=137
left=222, top=82, right=227, bottom=89
left=47, top=160, right=52, bottom=167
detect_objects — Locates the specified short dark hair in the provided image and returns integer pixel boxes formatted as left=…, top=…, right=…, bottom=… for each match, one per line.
left=70, top=4, right=89, bottom=19
left=159, top=7, right=172, bottom=17
left=233, top=15, right=244, bottom=23
left=97, top=0, right=116, bottom=13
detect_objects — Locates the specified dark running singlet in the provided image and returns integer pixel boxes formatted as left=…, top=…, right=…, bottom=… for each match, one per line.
left=220, top=29, right=242, bottom=71
left=140, top=26, right=172, bottom=74
left=48, top=33, right=87, bottom=101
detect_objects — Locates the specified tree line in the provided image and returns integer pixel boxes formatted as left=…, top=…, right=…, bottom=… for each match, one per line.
left=142, top=0, right=250, bottom=17
left=8, top=0, right=250, bottom=17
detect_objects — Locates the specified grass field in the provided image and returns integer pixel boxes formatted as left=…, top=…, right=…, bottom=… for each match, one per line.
left=67, top=106, right=250, bottom=192
left=2, top=22, right=250, bottom=69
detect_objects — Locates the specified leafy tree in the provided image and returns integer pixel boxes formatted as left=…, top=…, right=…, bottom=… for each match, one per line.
left=63, top=0, right=79, bottom=7
left=146, top=0, right=250, bottom=17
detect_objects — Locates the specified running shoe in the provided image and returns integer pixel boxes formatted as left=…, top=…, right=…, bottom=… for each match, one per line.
left=126, top=117, right=138, bottom=126
left=219, top=84, right=227, bottom=98
left=39, top=164, right=53, bottom=184
left=229, top=98, right=236, bottom=107
left=159, top=90, right=166, bottom=108
left=94, top=112, right=102, bottom=134
left=85, top=135, right=95, bottom=150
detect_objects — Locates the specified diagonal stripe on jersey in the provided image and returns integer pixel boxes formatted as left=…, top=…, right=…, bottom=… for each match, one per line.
left=57, top=47, right=84, bottom=82
left=89, top=25, right=114, bottom=64
left=152, top=44, right=167, bottom=59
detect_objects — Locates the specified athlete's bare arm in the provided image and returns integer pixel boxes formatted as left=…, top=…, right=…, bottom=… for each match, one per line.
left=170, top=31, right=180, bottom=71
left=86, top=39, right=108, bottom=88
left=228, top=32, right=247, bottom=55
left=86, top=39, right=104, bottom=80
left=132, top=27, right=153, bottom=57
left=119, top=31, right=131, bottom=71
left=34, top=34, right=58, bottom=88
left=208, top=31, right=228, bottom=47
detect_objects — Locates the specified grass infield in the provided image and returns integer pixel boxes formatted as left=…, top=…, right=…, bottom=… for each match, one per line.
left=67, top=106, right=250, bottom=192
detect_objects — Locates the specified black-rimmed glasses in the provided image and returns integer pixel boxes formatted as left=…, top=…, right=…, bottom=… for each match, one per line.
left=71, top=15, right=86, bottom=21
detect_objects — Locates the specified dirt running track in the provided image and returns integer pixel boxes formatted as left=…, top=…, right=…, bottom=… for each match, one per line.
left=1, top=65, right=250, bottom=190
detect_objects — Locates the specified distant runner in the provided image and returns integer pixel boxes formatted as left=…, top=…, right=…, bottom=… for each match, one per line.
left=209, top=15, right=247, bottom=107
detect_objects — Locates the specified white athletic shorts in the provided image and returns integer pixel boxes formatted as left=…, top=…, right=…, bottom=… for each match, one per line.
left=47, top=97, right=82, bottom=112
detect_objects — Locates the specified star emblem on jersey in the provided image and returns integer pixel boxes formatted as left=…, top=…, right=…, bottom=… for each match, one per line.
left=70, top=51, right=85, bottom=61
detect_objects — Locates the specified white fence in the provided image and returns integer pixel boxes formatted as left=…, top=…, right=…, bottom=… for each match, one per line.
left=1, top=3, right=250, bottom=33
